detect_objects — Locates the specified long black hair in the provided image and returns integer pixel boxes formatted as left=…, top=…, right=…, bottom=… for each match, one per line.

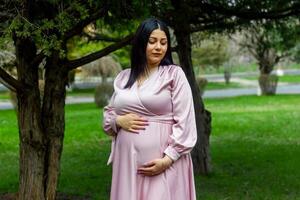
left=124, top=18, right=173, bottom=88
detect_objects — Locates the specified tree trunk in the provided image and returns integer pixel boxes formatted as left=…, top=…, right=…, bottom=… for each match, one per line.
left=258, top=58, right=278, bottom=95
left=14, top=36, right=47, bottom=200
left=42, top=53, right=68, bottom=200
left=15, top=35, right=67, bottom=199
left=174, top=30, right=212, bottom=175
left=258, top=73, right=278, bottom=95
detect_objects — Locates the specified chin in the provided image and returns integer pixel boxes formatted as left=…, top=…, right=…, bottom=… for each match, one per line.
left=150, top=58, right=162, bottom=63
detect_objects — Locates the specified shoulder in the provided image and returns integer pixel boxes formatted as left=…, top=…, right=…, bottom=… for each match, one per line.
left=160, top=65, right=190, bottom=90
left=160, top=64, right=186, bottom=79
left=115, top=68, right=131, bottom=80
left=113, top=68, right=131, bottom=89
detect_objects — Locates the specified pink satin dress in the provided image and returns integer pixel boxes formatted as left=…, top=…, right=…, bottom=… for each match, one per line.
left=103, top=65, right=197, bottom=200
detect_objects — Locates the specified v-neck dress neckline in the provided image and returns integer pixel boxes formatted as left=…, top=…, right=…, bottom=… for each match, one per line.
left=135, top=66, right=160, bottom=89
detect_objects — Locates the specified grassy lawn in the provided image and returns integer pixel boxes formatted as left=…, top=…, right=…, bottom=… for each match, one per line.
left=0, top=92, right=10, bottom=100
left=244, top=74, right=300, bottom=84
left=67, top=88, right=95, bottom=96
left=205, top=82, right=244, bottom=90
left=1, top=95, right=300, bottom=199
left=201, top=95, right=300, bottom=199
left=196, top=63, right=259, bottom=74
left=278, top=75, right=300, bottom=83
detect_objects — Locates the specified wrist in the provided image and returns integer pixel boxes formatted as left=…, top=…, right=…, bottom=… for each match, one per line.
left=163, top=155, right=173, bottom=169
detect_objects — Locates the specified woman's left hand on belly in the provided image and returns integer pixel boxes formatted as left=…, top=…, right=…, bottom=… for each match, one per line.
left=116, top=113, right=149, bottom=133
left=137, top=155, right=173, bottom=176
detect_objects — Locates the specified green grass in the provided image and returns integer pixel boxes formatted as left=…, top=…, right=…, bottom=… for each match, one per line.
left=206, top=82, right=244, bottom=90
left=196, top=63, right=259, bottom=75
left=67, top=88, right=95, bottom=96
left=200, top=95, right=300, bottom=199
left=0, top=92, right=10, bottom=100
left=1, top=95, right=300, bottom=199
left=244, top=74, right=300, bottom=84
left=278, top=75, right=300, bottom=83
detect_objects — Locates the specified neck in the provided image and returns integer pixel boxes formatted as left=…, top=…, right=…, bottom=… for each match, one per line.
left=142, top=64, right=158, bottom=77
left=146, top=63, right=159, bottom=71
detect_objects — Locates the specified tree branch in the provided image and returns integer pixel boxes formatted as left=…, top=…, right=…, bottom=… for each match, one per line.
left=0, top=67, right=22, bottom=92
left=196, top=1, right=300, bottom=20
left=30, top=52, right=45, bottom=67
left=190, top=19, right=244, bottom=33
left=82, top=32, right=127, bottom=43
left=62, top=5, right=108, bottom=41
left=65, top=34, right=134, bottom=70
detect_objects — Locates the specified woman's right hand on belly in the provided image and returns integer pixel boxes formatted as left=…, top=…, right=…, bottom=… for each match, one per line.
left=116, top=113, right=149, bottom=133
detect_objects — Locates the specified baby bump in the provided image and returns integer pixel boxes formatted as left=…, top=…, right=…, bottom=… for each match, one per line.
left=116, top=123, right=171, bottom=167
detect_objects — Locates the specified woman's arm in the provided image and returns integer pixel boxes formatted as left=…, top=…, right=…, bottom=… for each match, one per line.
left=103, top=92, right=120, bottom=136
left=163, top=66, right=197, bottom=161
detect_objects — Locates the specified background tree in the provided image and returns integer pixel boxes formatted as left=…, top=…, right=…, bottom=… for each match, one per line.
left=291, top=43, right=300, bottom=63
left=192, top=33, right=230, bottom=75
left=239, top=19, right=300, bottom=95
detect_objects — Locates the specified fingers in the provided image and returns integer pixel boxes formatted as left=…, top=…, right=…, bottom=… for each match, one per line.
left=122, top=113, right=149, bottom=134
left=131, top=124, right=147, bottom=130
left=137, top=160, right=164, bottom=176
left=138, top=161, right=156, bottom=172
left=133, top=118, right=148, bottom=122
left=127, top=129, right=140, bottom=134
left=129, top=118, right=149, bottom=133
left=138, top=166, right=157, bottom=176
left=128, top=113, right=148, bottom=122
left=142, top=161, right=155, bottom=167
left=138, top=167, right=162, bottom=176
left=127, top=124, right=148, bottom=134
left=133, top=121, right=149, bottom=126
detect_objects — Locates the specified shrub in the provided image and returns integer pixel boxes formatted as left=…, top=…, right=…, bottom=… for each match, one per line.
left=94, top=82, right=114, bottom=107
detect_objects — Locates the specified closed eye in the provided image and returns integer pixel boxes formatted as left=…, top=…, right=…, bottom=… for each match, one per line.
left=148, top=39, right=167, bottom=45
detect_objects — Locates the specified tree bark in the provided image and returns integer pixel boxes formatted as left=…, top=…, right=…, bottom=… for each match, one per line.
left=42, top=53, right=68, bottom=200
left=14, top=35, right=67, bottom=200
left=173, top=29, right=212, bottom=175
left=14, top=35, right=47, bottom=200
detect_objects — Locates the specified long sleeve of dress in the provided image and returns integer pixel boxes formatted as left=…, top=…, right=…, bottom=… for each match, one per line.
left=103, top=92, right=119, bottom=136
left=163, top=67, right=197, bottom=161
left=102, top=69, right=130, bottom=136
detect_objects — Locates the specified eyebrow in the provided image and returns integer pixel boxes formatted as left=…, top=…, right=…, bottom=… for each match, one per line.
left=149, top=37, right=167, bottom=40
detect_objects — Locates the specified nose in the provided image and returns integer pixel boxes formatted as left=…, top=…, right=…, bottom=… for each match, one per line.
left=154, top=42, right=161, bottom=50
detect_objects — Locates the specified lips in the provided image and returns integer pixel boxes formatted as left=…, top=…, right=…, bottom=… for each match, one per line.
left=152, top=53, right=162, bottom=56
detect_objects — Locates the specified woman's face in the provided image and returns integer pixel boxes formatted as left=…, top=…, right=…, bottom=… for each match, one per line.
left=146, top=29, right=168, bottom=68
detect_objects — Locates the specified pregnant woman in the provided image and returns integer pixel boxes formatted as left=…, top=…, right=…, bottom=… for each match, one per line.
left=103, top=18, right=197, bottom=200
